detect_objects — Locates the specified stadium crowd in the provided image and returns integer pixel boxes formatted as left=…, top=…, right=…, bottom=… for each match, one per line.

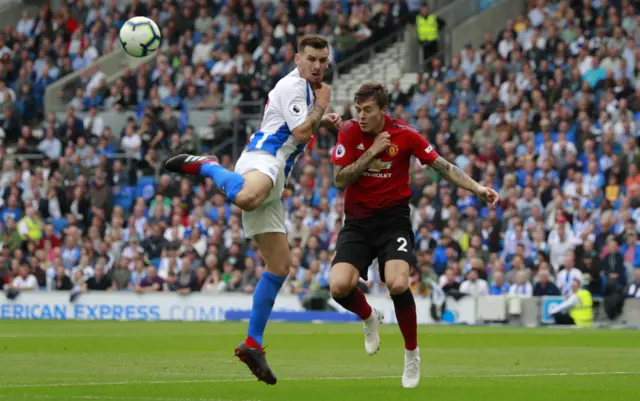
left=2, top=0, right=640, bottom=309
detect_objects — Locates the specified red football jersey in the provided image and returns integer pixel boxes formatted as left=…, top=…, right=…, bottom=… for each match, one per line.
left=331, top=116, right=439, bottom=219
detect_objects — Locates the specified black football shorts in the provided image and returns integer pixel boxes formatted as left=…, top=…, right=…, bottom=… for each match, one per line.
left=331, top=205, right=416, bottom=282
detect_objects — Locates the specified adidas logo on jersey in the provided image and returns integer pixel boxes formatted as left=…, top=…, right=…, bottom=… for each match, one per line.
left=357, top=143, right=365, bottom=150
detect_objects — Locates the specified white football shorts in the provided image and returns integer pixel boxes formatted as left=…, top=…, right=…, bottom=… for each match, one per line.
left=234, top=150, right=286, bottom=238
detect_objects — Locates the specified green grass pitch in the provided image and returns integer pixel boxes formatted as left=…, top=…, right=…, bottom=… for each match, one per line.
left=0, top=321, right=639, bottom=401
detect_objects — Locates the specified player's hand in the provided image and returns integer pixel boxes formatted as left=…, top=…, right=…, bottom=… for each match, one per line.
left=322, top=113, right=342, bottom=128
left=370, top=131, right=391, bottom=155
left=477, top=186, right=499, bottom=206
left=315, top=82, right=331, bottom=109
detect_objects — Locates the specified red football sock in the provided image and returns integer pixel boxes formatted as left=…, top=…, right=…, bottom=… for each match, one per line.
left=244, top=336, right=262, bottom=349
left=333, top=287, right=372, bottom=320
left=392, top=290, right=418, bottom=351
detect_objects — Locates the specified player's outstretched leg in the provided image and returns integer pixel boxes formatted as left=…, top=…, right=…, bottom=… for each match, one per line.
left=385, top=260, right=420, bottom=388
left=165, top=154, right=245, bottom=200
left=164, top=154, right=271, bottom=211
left=234, top=232, right=290, bottom=385
left=330, top=263, right=383, bottom=355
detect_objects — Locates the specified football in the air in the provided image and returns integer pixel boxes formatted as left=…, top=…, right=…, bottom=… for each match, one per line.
left=119, top=16, right=161, bottom=58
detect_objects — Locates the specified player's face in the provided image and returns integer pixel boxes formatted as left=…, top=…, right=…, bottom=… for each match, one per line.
left=295, top=46, right=330, bottom=86
left=355, top=99, right=385, bottom=134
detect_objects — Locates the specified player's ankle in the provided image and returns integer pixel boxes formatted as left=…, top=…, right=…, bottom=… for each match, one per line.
left=363, top=309, right=375, bottom=321
left=244, top=336, right=262, bottom=349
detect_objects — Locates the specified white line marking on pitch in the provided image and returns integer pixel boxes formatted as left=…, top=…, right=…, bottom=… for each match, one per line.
left=0, top=396, right=256, bottom=401
left=1, top=371, right=638, bottom=389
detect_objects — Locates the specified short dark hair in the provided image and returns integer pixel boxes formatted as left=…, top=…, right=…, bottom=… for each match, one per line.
left=297, top=34, right=329, bottom=52
left=354, top=82, right=389, bottom=109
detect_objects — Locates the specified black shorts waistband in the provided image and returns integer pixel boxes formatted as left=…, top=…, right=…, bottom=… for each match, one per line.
left=344, top=204, right=411, bottom=224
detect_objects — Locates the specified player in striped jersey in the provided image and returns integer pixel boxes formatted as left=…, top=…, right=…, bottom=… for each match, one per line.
left=165, top=34, right=341, bottom=385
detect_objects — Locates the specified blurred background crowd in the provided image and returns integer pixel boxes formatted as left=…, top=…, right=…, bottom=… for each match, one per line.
left=2, top=0, right=640, bottom=309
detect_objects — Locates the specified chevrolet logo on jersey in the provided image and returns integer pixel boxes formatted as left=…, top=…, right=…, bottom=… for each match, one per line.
left=367, top=158, right=392, bottom=172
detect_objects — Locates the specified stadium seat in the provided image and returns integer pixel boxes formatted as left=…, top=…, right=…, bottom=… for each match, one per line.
left=135, top=177, right=156, bottom=201
left=113, top=186, right=134, bottom=211
left=51, top=218, right=68, bottom=234
left=151, top=258, right=161, bottom=268
left=114, top=185, right=134, bottom=197
left=115, top=196, right=133, bottom=211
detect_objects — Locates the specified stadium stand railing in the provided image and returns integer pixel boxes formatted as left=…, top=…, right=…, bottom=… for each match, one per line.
left=41, top=100, right=265, bottom=162
left=330, top=0, right=507, bottom=109
left=0, top=0, right=42, bottom=28
left=44, top=49, right=156, bottom=115
left=331, top=0, right=510, bottom=111
left=449, top=0, right=527, bottom=57
left=411, top=0, right=523, bottom=72
left=325, top=0, right=460, bottom=79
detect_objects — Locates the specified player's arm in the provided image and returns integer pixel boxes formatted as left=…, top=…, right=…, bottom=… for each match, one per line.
left=283, top=80, right=332, bottom=143
left=332, top=131, right=391, bottom=190
left=333, top=150, right=378, bottom=190
left=318, top=106, right=342, bottom=129
left=430, top=156, right=483, bottom=194
left=411, top=131, right=498, bottom=205
left=295, top=104, right=326, bottom=142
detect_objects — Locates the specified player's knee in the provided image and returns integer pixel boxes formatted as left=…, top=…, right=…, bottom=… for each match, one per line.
left=235, top=189, right=263, bottom=211
left=330, top=279, right=354, bottom=298
left=267, top=264, right=289, bottom=277
left=387, top=277, right=409, bottom=295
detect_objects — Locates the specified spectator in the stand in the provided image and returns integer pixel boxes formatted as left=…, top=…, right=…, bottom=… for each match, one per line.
left=556, top=251, right=584, bottom=296
left=52, top=265, right=73, bottom=291
left=548, top=215, right=577, bottom=273
left=2, top=218, right=22, bottom=253
left=508, top=270, right=533, bottom=297
left=459, top=267, right=489, bottom=296
left=38, top=128, right=63, bottom=160
left=627, top=269, right=640, bottom=299
left=533, top=269, right=561, bottom=296
left=600, top=237, right=627, bottom=289
left=489, top=270, right=510, bottom=295
left=86, top=263, right=111, bottom=291
left=136, top=266, right=163, bottom=293
left=6, top=264, right=38, bottom=291
left=415, top=4, right=445, bottom=62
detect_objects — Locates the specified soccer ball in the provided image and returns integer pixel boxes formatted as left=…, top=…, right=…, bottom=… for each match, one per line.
left=119, top=16, right=161, bottom=58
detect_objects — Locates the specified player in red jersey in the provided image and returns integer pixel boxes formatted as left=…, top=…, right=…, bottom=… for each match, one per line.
left=329, top=83, right=498, bottom=388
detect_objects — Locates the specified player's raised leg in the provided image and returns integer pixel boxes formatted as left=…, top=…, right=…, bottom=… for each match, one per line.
left=384, top=254, right=420, bottom=388
left=164, top=155, right=271, bottom=211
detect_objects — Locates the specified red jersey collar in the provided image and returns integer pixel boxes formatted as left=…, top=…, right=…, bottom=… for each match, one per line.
left=382, top=115, right=392, bottom=131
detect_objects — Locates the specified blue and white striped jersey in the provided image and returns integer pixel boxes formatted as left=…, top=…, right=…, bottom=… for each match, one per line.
left=245, top=68, right=316, bottom=177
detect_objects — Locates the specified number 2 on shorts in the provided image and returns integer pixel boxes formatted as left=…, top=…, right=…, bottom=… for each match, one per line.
left=397, top=237, right=408, bottom=252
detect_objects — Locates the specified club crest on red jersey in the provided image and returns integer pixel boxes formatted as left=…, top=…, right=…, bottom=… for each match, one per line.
left=387, top=143, right=399, bottom=157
